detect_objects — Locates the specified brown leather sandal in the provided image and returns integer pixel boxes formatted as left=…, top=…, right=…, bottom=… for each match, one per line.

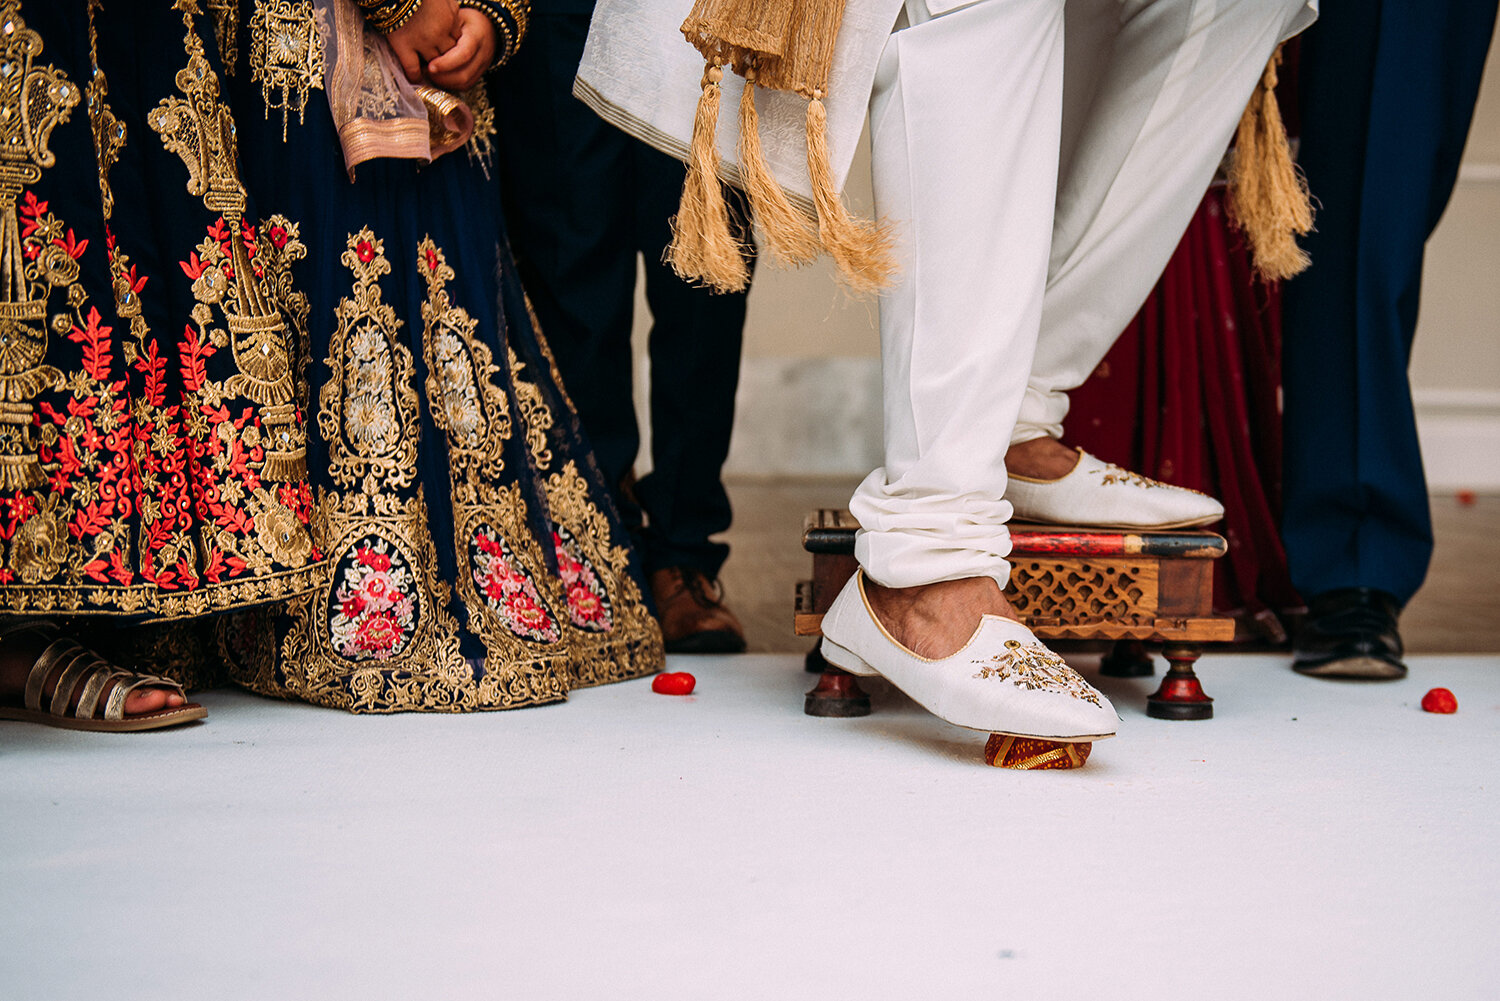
left=0, top=625, right=206, bottom=733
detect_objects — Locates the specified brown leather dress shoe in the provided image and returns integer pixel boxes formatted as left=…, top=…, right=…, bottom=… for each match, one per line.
left=649, top=568, right=747, bottom=654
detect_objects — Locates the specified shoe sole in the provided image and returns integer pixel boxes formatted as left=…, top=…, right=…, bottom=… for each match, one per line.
left=1294, top=656, right=1407, bottom=680
left=0, top=703, right=208, bottom=732
left=820, top=636, right=1114, bottom=742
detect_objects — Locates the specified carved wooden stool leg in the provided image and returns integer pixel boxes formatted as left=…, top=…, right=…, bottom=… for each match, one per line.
left=1099, top=638, right=1155, bottom=678
left=804, top=643, right=873, bottom=717
left=1146, top=643, right=1214, bottom=720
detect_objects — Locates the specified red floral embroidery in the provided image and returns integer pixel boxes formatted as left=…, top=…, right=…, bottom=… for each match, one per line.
left=471, top=525, right=559, bottom=642
left=552, top=526, right=613, bottom=632
left=329, top=538, right=418, bottom=660
left=356, top=240, right=376, bottom=263
left=4, top=209, right=320, bottom=599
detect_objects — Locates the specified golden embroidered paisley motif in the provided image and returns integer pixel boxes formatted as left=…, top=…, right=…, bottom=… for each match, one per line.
left=320, top=228, right=419, bottom=492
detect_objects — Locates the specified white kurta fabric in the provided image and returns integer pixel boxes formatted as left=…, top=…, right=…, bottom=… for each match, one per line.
left=574, top=0, right=1315, bottom=591
left=851, top=0, right=1316, bottom=589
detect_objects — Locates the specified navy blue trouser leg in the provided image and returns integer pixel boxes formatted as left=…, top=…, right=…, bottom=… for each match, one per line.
left=492, top=13, right=752, bottom=578
left=1281, top=0, right=1497, bottom=606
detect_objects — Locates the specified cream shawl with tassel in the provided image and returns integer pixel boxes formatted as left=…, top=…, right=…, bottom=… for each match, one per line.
left=575, top=0, right=903, bottom=292
left=577, top=0, right=1318, bottom=290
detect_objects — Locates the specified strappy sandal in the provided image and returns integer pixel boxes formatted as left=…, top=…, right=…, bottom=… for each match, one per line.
left=0, top=624, right=206, bottom=733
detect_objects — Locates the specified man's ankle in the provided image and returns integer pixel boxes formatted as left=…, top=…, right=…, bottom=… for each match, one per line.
left=1005, top=437, right=1081, bottom=481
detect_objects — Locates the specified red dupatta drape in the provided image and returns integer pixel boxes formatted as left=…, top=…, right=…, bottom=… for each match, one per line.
left=1065, top=187, right=1300, bottom=641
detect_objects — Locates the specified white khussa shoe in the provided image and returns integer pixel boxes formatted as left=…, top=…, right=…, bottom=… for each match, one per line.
left=1006, top=448, right=1224, bottom=529
left=819, top=572, right=1118, bottom=741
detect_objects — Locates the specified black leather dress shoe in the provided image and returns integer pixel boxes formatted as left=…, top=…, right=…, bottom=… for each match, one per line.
left=1292, top=587, right=1407, bottom=680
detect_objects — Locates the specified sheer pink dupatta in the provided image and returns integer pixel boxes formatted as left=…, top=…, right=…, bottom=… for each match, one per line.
left=319, top=0, right=475, bottom=176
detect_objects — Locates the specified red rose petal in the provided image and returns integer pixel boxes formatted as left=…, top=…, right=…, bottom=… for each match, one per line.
left=1421, top=687, right=1457, bottom=714
left=651, top=672, right=696, bottom=696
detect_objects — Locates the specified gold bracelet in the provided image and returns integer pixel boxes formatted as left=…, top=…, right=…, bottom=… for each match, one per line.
left=360, top=0, right=423, bottom=34
left=458, top=0, right=529, bottom=65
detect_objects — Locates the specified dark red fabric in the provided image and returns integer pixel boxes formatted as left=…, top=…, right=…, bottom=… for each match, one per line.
left=1065, top=188, right=1299, bottom=639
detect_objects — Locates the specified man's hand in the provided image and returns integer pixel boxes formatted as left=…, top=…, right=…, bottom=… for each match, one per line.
left=425, top=8, right=496, bottom=91
left=387, top=0, right=462, bottom=84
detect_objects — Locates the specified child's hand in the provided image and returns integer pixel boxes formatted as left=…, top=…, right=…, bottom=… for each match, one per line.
left=425, top=8, right=496, bottom=91
left=387, top=0, right=462, bottom=84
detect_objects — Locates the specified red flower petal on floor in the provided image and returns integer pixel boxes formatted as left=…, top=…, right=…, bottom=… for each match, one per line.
left=651, top=672, right=696, bottom=696
left=1421, top=687, right=1457, bottom=713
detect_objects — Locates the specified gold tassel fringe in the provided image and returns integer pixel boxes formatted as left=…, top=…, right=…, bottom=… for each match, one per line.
left=1226, top=47, right=1313, bottom=282
left=667, top=62, right=750, bottom=292
left=806, top=94, right=894, bottom=294
left=737, top=70, right=821, bottom=266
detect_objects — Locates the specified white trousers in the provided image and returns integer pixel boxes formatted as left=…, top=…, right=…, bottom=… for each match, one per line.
left=851, top=0, right=1312, bottom=588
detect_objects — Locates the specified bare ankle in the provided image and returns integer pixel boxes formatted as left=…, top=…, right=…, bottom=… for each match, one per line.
left=861, top=576, right=1020, bottom=660
left=1006, top=437, right=1081, bottom=481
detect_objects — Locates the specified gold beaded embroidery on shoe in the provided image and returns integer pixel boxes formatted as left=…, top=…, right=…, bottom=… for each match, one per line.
left=971, top=639, right=1103, bottom=707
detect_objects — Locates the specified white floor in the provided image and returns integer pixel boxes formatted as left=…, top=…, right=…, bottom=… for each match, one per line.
left=3, top=652, right=1498, bottom=1001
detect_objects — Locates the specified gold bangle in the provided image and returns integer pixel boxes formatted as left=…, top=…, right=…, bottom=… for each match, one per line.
left=360, top=0, right=423, bottom=34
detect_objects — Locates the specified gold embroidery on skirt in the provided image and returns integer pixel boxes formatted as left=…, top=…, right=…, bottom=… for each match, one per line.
left=0, top=0, right=80, bottom=491
left=461, top=82, right=495, bottom=178
left=320, top=228, right=419, bottom=492
left=507, top=344, right=554, bottom=469
left=84, top=2, right=125, bottom=223
left=205, top=0, right=240, bottom=72
left=416, top=237, right=575, bottom=692
left=504, top=313, right=662, bottom=686
left=149, top=3, right=307, bottom=482
left=257, top=234, right=570, bottom=712
left=249, top=0, right=327, bottom=140
left=0, top=2, right=322, bottom=616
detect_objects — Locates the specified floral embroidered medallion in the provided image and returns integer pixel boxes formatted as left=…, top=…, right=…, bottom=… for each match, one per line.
left=553, top=524, right=612, bottom=633
left=417, top=238, right=509, bottom=472
left=321, top=230, right=418, bottom=492
left=328, top=535, right=419, bottom=661
left=972, top=639, right=1104, bottom=707
left=470, top=524, right=559, bottom=643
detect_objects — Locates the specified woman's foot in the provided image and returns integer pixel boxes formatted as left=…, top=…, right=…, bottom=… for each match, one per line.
left=0, top=623, right=201, bottom=729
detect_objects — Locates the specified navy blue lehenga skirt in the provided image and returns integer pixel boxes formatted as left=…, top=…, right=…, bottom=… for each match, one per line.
left=213, top=4, right=664, bottom=710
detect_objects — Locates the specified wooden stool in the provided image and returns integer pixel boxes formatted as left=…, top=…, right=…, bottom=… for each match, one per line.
left=794, top=509, right=1234, bottom=722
